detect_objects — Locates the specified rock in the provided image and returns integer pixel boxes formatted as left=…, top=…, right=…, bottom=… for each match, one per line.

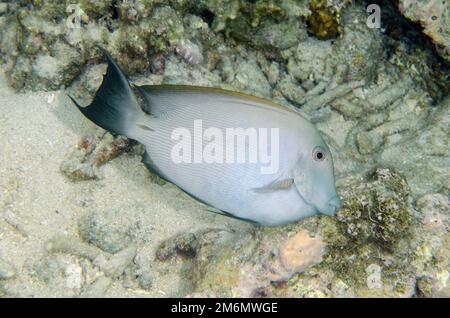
left=380, top=96, right=449, bottom=196
left=304, top=167, right=419, bottom=297
left=64, top=263, right=83, bottom=290
left=288, top=39, right=333, bottom=84
left=137, top=272, right=153, bottom=290
left=78, top=204, right=153, bottom=254
left=332, top=5, right=384, bottom=82
left=0, top=3, right=8, bottom=15
left=0, top=258, right=16, bottom=280
left=96, top=246, right=137, bottom=278
left=416, top=194, right=448, bottom=229
left=276, top=75, right=306, bottom=105
left=316, top=110, right=355, bottom=149
left=60, top=133, right=134, bottom=182
left=196, top=0, right=309, bottom=49
left=356, top=130, right=383, bottom=155
left=31, top=254, right=87, bottom=297
left=191, top=227, right=325, bottom=297
left=80, top=276, right=112, bottom=298
left=45, top=235, right=104, bottom=261
left=398, top=0, right=450, bottom=61
left=366, top=264, right=382, bottom=289
left=156, top=232, right=199, bottom=261
left=416, top=268, right=450, bottom=298
left=230, top=57, right=272, bottom=98
left=176, top=40, right=204, bottom=65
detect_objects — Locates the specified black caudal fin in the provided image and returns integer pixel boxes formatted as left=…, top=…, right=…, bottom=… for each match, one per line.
left=69, top=47, right=141, bottom=137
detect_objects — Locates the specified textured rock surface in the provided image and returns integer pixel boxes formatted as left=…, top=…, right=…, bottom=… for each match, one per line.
left=189, top=227, right=325, bottom=297
left=398, top=0, right=450, bottom=62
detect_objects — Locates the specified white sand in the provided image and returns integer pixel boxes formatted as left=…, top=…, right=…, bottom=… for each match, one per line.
left=0, top=69, right=249, bottom=297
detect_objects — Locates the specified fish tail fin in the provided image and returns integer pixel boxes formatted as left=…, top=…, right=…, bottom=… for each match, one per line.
left=69, top=47, right=144, bottom=139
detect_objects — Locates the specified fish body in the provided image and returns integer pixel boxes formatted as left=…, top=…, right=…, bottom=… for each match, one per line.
left=71, top=49, right=340, bottom=226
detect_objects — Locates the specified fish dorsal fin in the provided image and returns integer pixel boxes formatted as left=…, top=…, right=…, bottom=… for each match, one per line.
left=133, top=84, right=300, bottom=118
left=252, top=178, right=294, bottom=193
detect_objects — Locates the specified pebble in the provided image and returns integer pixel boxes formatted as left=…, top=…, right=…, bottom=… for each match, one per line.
left=0, top=258, right=16, bottom=280
left=80, top=276, right=112, bottom=298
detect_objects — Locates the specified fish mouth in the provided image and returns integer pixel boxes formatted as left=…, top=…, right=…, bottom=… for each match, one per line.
left=318, top=195, right=341, bottom=216
left=293, top=185, right=341, bottom=217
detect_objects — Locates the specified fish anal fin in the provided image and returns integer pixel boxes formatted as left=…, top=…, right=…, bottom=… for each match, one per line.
left=204, top=206, right=259, bottom=225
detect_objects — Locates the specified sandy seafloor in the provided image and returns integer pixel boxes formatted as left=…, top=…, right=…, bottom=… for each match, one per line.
left=0, top=67, right=251, bottom=297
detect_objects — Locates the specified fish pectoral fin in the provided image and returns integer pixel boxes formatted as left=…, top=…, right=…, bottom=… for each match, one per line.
left=252, top=178, right=294, bottom=193
left=136, top=123, right=154, bottom=131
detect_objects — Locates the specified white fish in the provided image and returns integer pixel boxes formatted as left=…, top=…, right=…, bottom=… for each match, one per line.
left=70, top=49, right=341, bottom=226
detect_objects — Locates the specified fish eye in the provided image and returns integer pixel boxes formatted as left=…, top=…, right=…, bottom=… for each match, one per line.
left=312, top=147, right=326, bottom=161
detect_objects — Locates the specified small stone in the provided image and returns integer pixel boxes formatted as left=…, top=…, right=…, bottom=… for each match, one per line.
left=80, top=276, right=112, bottom=298
left=156, top=232, right=198, bottom=261
left=45, top=235, right=103, bottom=261
left=356, top=130, right=383, bottom=154
left=65, top=263, right=83, bottom=289
left=416, top=193, right=448, bottom=228
left=78, top=206, right=147, bottom=254
left=176, top=40, right=204, bottom=65
left=0, top=258, right=16, bottom=280
left=0, top=3, right=8, bottom=15
left=137, top=272, right=153, bottom=290
left=100, top=246, right=137, bottom=278
left=366, top=264, right=382, bottom=289
left=416, top=276, right=434, bottom=297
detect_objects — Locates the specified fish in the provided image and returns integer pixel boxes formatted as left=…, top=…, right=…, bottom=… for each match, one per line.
left=69, top=49, right=341, bottom=226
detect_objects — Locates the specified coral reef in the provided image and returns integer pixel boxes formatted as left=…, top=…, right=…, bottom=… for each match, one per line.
left=398, top=0, right=450, bottom=62
left=0, top=1, right=448, bottom=298
left=187, top=168, right=419, bottom=297
left=186, top=168, right=448, bottom=298
left=189, top=227, right=325, bottom=297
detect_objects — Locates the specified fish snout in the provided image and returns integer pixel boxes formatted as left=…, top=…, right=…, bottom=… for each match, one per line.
left=320, top=195, right=341, bottom=216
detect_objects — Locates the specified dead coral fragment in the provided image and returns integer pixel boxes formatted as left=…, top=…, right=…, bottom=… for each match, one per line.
left=156, top=232, right=199, bottom=261
left=60, top=133, right=133, bottom=181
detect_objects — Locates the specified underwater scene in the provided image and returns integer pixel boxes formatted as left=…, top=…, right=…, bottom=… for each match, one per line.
left=0, top=0, right=448, bottom=298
